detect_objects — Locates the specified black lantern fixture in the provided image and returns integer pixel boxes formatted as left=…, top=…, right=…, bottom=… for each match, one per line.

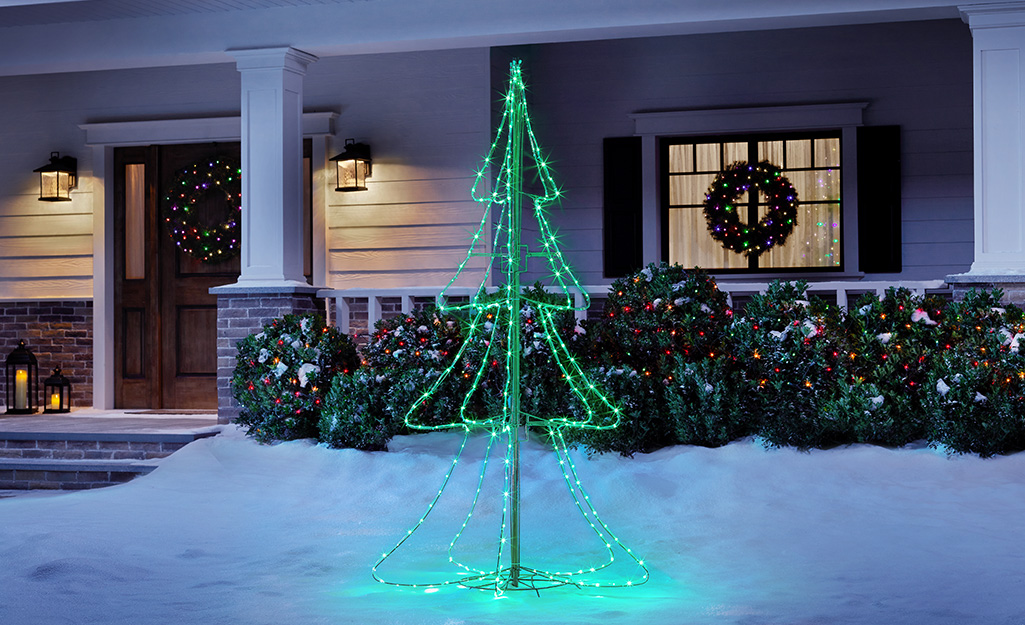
left=33, top=151, right=77, bottom=202
left=5, top=340, right=38, bottom=414
left=330, top=139, right=372, bottom=192
left=43, top=368, right=71, bottom=414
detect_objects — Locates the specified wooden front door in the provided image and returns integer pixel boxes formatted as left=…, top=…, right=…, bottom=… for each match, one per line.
left=113, top=143, right=241, bottom=409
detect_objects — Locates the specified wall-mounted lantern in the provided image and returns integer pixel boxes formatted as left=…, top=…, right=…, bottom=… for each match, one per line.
left=34, top=151, right=77, bottom=201
left=43, top=367, right=71, bottom=414
left=330, top=139, right=372, bottom=192
left=5, top=340, right=38, bottom=414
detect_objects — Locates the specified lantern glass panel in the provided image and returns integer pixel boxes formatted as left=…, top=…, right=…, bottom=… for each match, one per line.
left=13, top=365, right=29, bottom=410
left=43, top=368, right=71, bottom=413
left=6, top=340, right=38, bottom=414
left=336, top=159, right=369, bottom=191
left=40, top=171, right=74, bottom=201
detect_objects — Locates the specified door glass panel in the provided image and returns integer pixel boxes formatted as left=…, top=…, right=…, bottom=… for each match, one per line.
left=125, top=163, right=146, bottom=280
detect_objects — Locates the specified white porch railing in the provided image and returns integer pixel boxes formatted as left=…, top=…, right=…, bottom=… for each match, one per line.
left=318, top=279, right=949, bottom=337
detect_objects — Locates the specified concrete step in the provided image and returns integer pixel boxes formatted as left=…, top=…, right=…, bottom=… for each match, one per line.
left=0, top=458, right=157, bottom=490
left=0, top=429, right=219, bottom=490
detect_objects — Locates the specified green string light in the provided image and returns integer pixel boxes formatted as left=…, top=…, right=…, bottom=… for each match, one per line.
left=372, top=60, right=648, bottom=596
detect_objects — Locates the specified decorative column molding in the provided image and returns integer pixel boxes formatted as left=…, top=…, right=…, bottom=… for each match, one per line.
left=956, top=4, right=1025, bottom=277
left=228, top=46, right=318, bottom=287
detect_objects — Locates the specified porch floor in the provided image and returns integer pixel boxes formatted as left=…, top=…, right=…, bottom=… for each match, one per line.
left=0, top=408, right=219, bottom=435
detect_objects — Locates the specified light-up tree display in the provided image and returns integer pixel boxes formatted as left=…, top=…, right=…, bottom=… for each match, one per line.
left=372, top=60, right=648, bottom=595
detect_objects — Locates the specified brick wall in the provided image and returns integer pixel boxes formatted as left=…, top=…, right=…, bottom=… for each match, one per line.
left=0, top=300, right=92, bottom=409
left=215, top=291, right=322, bottom=424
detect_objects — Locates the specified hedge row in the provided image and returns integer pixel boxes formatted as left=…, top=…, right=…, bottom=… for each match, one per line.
left=232, top=264, right=1025, bottom=457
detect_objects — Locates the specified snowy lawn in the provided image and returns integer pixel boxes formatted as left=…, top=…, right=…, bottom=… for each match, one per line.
left=1, top=425, right=1023, bottom=625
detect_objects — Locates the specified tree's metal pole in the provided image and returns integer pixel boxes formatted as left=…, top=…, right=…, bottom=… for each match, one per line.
left=506, top=81, right=526, bottom=588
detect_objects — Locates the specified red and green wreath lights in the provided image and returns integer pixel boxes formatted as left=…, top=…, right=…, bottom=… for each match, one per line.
left=162, top=156, right=242, bottom=263
left=704, top=161, right=798, bottom=258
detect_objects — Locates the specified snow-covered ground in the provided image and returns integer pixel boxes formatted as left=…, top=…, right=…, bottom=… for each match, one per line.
left=1, top=425, right=1023, bottom=625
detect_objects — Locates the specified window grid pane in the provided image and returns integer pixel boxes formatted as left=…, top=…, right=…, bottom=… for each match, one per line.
left=695, top=143, right=720, bottom=172
left=758, top=140, right=784, bottom=164
left=668, top=172, right=716, bottom=207
left=814, top=137, right=841, bottom=167
left=722, top=141, right=747, bottom=167
left=668, top=144, right=694, bottom=173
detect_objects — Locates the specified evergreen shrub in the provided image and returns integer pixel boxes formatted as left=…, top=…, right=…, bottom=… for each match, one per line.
left=233, top=267, right=1025, bottom=457
left=927, top=291, right=1025, bottom=456
left=232, top=314, right=359, bottom=442
left=319, top=307, right=466, bottom=450
left=319, top=369, right=396, bottom=451
left=737, top=281, right=856, bottom=448
left=570, top=264, right=737, bottom=453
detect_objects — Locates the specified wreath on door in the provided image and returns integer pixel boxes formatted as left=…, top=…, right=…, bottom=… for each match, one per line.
left=703, top=161, right=798, bottom=258
left=161, top=155, right=242, bottom=264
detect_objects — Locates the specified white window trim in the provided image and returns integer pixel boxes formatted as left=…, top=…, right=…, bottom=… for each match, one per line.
left=630, top=102, right=868, bottom=281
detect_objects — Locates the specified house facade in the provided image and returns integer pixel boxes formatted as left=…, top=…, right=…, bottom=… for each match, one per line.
left=0, top=0, right=1021, bottom=421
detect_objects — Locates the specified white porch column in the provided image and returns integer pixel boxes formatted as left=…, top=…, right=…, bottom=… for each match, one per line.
left=213, top=46, right=320, bottom=423
left=230, top=46, right=317, bottom=287
left=959, top=4, right=1025, bottom=274
left=948, top=4, right=1025, bottom=301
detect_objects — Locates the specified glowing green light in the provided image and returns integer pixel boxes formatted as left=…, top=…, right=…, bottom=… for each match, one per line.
left=372, top=59, right=648, bottom=596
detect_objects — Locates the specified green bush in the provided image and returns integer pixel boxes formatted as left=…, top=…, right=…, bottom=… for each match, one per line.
left=735, top=281, right=852, bottom=448
left=926, top=291, right=1025, bottom=456
left=238, top=266, right=1025, bottom=458
left=591, top=263, right=732, bottom=376
left=842, top=287, right=947, bottom=445
left=319, top=369, right=397, bottom=451
left=232, top=314, right=359, bottom=442
left=562, top=365, right=664, bottom=455
left=361, top=307, right=472, bottom=429
left=668, top=355, right=754, bottom=447
left=571, top=264, right=736, bottom=454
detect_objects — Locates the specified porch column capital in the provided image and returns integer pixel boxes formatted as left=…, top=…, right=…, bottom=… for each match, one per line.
left=228, top=46, right=317, bottom=288
left=960, top=2, right=1025, bottom=29
left=954, top=3, right=1025, bottom=275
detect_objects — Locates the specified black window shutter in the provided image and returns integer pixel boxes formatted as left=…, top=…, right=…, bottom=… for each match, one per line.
left=857, top=125, right=902, bottom=273
left=603, top=136, right=644, bottom=278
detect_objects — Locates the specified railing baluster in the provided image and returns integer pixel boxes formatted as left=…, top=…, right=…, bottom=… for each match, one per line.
left=319, top=279, right=948, bottom=339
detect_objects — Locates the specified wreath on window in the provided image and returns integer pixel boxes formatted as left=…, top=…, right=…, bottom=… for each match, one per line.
left=703, top=161, right=798, bottom=258
left=161, top=155, right=242, bottom=264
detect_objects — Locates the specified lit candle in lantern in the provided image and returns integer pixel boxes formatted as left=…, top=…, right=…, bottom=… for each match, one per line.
left=50, top=392, right=61, bottom=411
left=14, top=368, right=27, bottom=410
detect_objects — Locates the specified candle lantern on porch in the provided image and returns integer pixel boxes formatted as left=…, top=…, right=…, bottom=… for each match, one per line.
left=33, top=151, right=77, bottom=202
left=5, top=340, right=38, bottom=414
left=330, top=139, right=372, bottom=191
left=43, top=367, right=71, bottom=414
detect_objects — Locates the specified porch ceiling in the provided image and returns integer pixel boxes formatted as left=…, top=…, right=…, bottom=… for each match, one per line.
left=0, top=0, right=965, bottom=76
left=0, top=0, right=362, bottom=27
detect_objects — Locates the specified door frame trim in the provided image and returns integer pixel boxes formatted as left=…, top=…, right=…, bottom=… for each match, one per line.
left=80, top=112, right=336, bottom=408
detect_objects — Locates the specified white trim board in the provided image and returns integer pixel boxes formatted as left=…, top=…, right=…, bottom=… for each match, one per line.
left=81, top=112, right=337, bottom=146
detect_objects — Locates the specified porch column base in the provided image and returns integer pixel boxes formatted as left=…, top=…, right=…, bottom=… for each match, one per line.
left=945, top=273, right=1025, bottom=305
left=210, top=284, right=321, bottom=425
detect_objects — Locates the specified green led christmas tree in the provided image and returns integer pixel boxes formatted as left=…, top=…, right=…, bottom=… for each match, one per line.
left=372, top=60, right=648, bottom=595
